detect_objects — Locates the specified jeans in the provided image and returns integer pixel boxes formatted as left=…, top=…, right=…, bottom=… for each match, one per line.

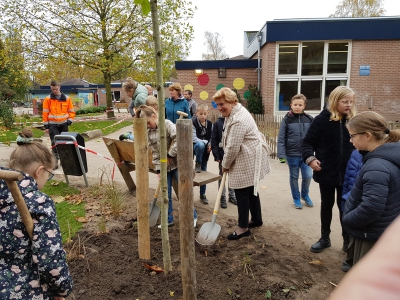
left=286, top=156, right=312, bottom=200
left=194, top=141, right=209, bottom=195
left=49, top=123, right=69, bottom=160
left=167, top=168, right=197, bottom=223
left=234, top=186, right=262, bottom=228
left=218, top=162, right=236, bottom=199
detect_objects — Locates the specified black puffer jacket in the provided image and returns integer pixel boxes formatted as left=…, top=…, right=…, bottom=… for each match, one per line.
left=301, top=109, right=354, bottom=185
left=343, top=142, right=400, bottom=241
left=277, top=111, right=313, bottom=158
left=211, top=117, right=225, bottom=161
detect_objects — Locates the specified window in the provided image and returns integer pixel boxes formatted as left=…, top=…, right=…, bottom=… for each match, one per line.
left=278, top=44, right=299, bottom=75
left=276, top=41, right=350, bottom=112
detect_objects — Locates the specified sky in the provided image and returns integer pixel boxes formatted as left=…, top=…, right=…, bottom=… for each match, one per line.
left=186, top=0, right=400, bottom=60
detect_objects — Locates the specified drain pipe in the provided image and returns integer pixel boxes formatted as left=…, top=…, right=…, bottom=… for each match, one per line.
left=257, top=32, right=262, bottom=91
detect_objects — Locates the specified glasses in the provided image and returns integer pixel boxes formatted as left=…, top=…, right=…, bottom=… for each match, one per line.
left=349, top=132, right=366, bottom=140
left=339, top=100, right=354, bottom=105
left=43, top=168, right=54, bottom=181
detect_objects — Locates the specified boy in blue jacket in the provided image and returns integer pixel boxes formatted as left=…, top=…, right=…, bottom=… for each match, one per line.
left=277, top=94, right=313, bottom=209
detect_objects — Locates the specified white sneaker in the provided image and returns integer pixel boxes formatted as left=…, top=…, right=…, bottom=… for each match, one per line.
left=158, top=221, right=174, bottom=228
left=194, top=218, right=197, bottom=228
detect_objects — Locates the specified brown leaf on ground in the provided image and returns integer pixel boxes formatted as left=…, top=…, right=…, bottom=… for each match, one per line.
left=75, top=217, right=88, bottom=223
left=309, top=259, right=323, bottom=266
left=143, top=263, right=164, bottom=273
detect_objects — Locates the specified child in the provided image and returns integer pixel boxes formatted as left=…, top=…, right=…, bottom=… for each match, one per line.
left=211, top=115, right=237, bottom=208
left=302, top=86, right=356, bottom=253
left=277, top=94, right=313, bottom=209
left=135, top=105, right=197, bottom=227
left=192, top=103, right=212, bottom=204
left=0, top=129, right=72, bottom=299
left=341, top=148, right=363, bottom=272
left=343, top=111, right=400, bottom=266
left=119, top=95, right=158, bottom=141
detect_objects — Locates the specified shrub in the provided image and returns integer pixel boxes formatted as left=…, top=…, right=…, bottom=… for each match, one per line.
left=75, top=106, right=107, bottom=115
left=0, top=101, right=15, bottom=129
left=247, top=84, right=263, bottom=114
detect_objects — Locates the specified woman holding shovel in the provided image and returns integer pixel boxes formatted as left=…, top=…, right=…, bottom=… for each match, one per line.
left=212, top=88, right=271, bottom=240
left=0, top=129, right=72, bottom=299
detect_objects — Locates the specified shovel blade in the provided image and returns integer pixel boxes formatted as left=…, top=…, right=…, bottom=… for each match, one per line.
left=149, top=200, right=161, bottom=227
left=195, top=222, right=221, bottom=245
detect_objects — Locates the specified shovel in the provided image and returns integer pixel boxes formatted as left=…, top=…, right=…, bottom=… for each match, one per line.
left=149, top=181, right=161, bottom=227
left=0, top=170, right=33, bottom=240
left=196, top=172, right=227, bottom=245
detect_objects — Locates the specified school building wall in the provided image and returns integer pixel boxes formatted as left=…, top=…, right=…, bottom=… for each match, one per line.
left=176, top=68, right=258, bottom=114
left=349, top=40, right=400, bottom=122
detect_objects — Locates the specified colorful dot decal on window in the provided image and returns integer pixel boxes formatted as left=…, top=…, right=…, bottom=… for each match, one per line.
left=243, top=91, right=251, bottom=100
left=184, top=84, right=193, bottom=91
left=211, top=101, right=217, bottom=108
left=216, top=84, right=224, bottom=90
left=199, top=91, right=208, bottom=100
left=233, top=78, right=245, bottom=90
left=198, top=74, right=210, bottom=86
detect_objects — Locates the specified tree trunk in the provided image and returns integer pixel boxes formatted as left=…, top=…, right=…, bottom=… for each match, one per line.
left=150, top=0, right=172, bottom=273
left=103, top=72, right=115, bottom=119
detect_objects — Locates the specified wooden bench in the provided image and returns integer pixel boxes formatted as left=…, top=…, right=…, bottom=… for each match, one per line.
left=114, top=102, right=129, bottom=113
left=102, top=137, right=222, bottom=193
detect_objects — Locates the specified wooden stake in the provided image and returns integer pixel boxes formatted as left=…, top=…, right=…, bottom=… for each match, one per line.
left=176, top=119, right=197, bottom=300
left=133, top=118, right=150, bottom=260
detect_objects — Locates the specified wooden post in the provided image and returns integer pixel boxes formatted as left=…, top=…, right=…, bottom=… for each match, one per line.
left=133, top=118, right=150, bottom=259
left=176, top=119, right=197, bottom=300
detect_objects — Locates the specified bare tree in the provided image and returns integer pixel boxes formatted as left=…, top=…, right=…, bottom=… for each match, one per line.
left=330, top=0, right=385, bottom=17
left=201, top=31, right=229, bottom=60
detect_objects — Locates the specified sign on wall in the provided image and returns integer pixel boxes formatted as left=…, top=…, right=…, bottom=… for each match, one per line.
left=359, top=65, right=370, bottom=76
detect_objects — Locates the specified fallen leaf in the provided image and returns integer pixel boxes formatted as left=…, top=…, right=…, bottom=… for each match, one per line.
left=144, top=263, right=164, bottom=273
left=51, top=181, right=60, bottom=186
left=261, top=186, right=267, bottom=189
left=227, top=288, right=232, bottom=295
left=282, top=289, right=290, bottom=293
left=204, top=250, right=208, bottom=257
left=169, top=291, right=174, bottom=296
left=309, top=259, right=323, bottom=266
left=75, top=217, right=88, bottom=223
left=52, top=196, right=65, bottom=203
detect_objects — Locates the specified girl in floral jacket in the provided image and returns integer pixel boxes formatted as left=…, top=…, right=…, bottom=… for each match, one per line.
left=0, top=129, right=72, bottom=299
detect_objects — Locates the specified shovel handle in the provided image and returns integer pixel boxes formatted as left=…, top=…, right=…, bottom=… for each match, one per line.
left=212, top=172, right=227, bottom=216
left=0, top=170, right=34, bottom=241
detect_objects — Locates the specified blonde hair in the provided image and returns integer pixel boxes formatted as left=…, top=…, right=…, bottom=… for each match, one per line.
left=168, top=82, right=182, bottom=94
left=347, top=111, right=400, bottom=143
left=327, top=86, right=357, bottom=121
left=136, top=105, right=158, bottom=119
left=212, top=87, right=238, bottom=104
left=291, top=94, right=306, bottom=104
left=9, top=129, right=54, bottom=171
left=123, top=77, right=137, bottom=92
left=196, top=103, right=209, bottom=112
left=145, top=96, right=158, bottom=108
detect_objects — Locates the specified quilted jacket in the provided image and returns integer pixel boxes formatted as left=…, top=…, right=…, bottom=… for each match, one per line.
left=343, top=142, right=400, bottom=240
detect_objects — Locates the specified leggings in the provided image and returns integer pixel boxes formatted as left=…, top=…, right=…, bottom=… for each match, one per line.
left=319, top=183, right=343, bottom=232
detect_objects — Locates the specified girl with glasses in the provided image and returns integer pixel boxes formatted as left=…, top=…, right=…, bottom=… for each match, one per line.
left=0, top=128, right=72, bottom=299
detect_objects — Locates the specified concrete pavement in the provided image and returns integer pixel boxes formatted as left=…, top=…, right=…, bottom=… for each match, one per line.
left=0, top=114, right=343, bottom=253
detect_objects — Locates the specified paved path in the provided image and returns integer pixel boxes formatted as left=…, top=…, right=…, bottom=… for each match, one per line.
left=0, top=114, right=342, bottom=253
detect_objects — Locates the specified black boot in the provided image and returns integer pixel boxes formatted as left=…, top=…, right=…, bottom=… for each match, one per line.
left=310, top=229, right=331, bottom=253
left=342, top=230, right=350, bottom=252
left=220, top=197, right=227, bottom=209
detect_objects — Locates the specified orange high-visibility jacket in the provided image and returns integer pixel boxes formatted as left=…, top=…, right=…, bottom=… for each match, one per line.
left=42, top=93, right=75, bottom=126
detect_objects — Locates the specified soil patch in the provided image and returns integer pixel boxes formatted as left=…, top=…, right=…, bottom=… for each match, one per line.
left=62, top=176, right=344, bottom=300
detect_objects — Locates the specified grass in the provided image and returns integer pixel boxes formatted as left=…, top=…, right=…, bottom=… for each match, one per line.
left=43, top=180, right=85, bottom=243
left=0, top=117, right=132, bottom=143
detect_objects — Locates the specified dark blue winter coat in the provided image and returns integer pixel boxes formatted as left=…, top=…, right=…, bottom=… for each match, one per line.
left=211, top=117, right=224, bottom=161
left=341, top=149, right=363, bottom=211
left=301, top=109, right=355, bottom=185
left=277, top=111, right=313, bottom=158
left=343, top=142, right=400, bottom=241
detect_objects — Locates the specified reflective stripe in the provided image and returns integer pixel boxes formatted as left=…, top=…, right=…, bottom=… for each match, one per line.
left=43, top=109, right=50, bottom=112
left=48, top=113, right=69, bottom=119
left=48, top=120, right=68, bottom=125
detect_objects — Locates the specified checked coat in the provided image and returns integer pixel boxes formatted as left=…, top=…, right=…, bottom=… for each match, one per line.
left=222, top=103, right=271, bottom=190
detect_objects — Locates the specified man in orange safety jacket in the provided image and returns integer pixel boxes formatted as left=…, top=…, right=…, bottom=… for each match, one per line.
left=42, top=80, right=75, bottom=170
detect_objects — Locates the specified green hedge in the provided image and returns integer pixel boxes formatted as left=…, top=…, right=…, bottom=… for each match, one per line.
left=75, top=106, right=107, bottom=115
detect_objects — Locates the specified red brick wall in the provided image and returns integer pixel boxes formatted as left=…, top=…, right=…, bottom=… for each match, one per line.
left=259, top=43, right=276, bottom=116
left=176, top=68, right=258, bottom=114
left=350, top=40, right=400, bottom=121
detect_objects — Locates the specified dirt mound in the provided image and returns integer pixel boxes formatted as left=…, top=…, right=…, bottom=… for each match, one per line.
left=66, top=182, right=344, bottom=300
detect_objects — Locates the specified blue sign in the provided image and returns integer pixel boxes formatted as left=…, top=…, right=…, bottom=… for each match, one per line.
left=359, top=65, right=370, bottom=76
